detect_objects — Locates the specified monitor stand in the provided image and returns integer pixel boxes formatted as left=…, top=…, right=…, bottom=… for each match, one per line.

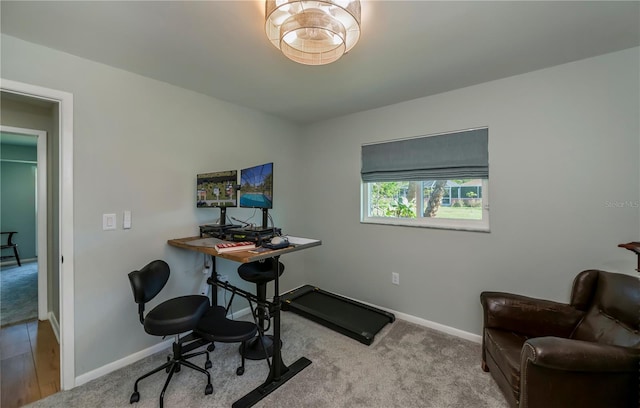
left=243, top=226, right=274, bottom=233
left=244, top=208, right=272, bottom=232
left=215, top=207, right=240, bottom=228
left=199, top=207, right=241, bottom=238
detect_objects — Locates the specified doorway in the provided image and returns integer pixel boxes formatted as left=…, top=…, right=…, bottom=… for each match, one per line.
left=0, top=80, right=75, bottom=395
left=0, top=125, right=47, bottom=323
left=0, top=107, right=58, bottom=407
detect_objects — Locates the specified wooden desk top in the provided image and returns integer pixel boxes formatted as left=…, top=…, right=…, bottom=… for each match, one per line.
left=618, top=242, right=640, bottom=254
left=618, top=242, right=640, bottom=272
left=167, top=236, right=321, bottom=263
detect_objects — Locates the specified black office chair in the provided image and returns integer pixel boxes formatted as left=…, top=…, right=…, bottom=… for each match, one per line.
left=128, top=260, right=213, bottom=407
left=237, top=258, right=284, bottom=360
left=1, top=231, right=21, bottom=266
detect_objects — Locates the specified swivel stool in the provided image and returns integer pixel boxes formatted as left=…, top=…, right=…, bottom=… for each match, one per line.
left=237, top=258, right=284, bottom=360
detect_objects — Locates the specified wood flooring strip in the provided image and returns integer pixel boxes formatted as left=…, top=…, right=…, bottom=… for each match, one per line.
left=0, top=323, right=31, bottom=360
left=0, top=320, right=60, bottom=407
left=29, top=320, right=60, bottom=396
left=0, top=351, right=41, bottom=408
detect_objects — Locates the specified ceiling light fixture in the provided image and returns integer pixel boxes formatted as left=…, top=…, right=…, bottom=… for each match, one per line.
left=265, top=0, right=361, bottom=65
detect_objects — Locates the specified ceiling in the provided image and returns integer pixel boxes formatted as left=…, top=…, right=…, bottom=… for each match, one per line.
left=1, top=1, right=639, bottom=125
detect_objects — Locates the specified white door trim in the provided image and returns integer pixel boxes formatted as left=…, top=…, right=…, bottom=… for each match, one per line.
left=0, top=125, right=48, bottom=320
left=1, top=78, right=75, bottom=390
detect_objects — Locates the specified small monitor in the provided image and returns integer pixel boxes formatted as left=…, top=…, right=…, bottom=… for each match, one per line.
left=196, top=170, right=237, bottom=208
left=239, top=162, right=273, bottom=209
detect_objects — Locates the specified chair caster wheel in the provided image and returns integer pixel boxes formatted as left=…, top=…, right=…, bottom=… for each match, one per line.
left=130, top=391, right=140, bottom=404
left=205, top=383, right=213, bottom=395
left=205, top=360, right=212, bottom=369
left=236, top=367, right=244, bottom=376
left=207, top=344, right=215, bottom=352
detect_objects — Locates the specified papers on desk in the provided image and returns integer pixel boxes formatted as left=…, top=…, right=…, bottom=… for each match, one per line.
left=183, top=238, right=223, bottom=248
left=286, top=236, right=320, bottom=246
left=248, top=247, right=273, bottom=254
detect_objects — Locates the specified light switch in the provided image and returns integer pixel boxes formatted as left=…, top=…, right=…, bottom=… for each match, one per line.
left=123, top=210, right=132, bottom=229
left=103, top=213, right=116, bottom=230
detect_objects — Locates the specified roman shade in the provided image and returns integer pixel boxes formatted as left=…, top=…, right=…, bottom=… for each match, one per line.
left=361, top=128, right=488, bottom=182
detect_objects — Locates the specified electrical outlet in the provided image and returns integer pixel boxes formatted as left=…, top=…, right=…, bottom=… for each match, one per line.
left=218, top=274, right=229, bottom=283
left=392, top=272, right=399, bottom=285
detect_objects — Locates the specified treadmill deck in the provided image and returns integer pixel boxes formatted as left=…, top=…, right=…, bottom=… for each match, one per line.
left=281, top=285, right=395, bottom=345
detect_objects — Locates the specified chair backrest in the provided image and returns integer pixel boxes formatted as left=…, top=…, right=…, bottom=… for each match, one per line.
left=1, top=231, right=17, bottom=248
left=571, top=270, right=640, bottom=348
left=128, top=260, right=170, bottom=305
left=128, top=260, right=171, bottom=324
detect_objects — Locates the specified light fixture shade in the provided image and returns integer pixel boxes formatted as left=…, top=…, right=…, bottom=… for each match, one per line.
left=265, top=0, right=361, bottom=65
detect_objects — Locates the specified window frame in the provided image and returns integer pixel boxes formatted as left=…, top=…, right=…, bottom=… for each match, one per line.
left=361, top=179, right=490, bottom=232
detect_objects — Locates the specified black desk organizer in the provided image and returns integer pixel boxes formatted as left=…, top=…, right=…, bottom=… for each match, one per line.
left=199, top=224, right=281, bottom=245
left=281, top=285, right=395, bottom=345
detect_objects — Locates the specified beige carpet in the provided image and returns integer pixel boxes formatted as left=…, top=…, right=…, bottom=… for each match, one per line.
left=26, top=312, right=508, bottom=407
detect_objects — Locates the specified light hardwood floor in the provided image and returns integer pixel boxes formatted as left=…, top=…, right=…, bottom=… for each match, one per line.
left=0, top=319, right=60, bottom=408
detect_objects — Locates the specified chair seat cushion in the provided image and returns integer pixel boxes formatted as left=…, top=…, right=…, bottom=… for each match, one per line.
left=238, top=259, right=284, bottom=284
left=196, top=306, right=258, bottom=343
left=484, top=328, right=529, bottom=398
left=144, top=295, right=210, bottom=336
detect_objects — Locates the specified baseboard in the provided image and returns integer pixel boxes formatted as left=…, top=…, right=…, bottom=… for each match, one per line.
left=391, top=311, right=482, bottom=343
left=351, top=299, right=481, bottom=343
left=48, top=311, right=60, bottom=344
left=74, top=307, right=252, bottom=387
left=75, top=338, right=174, bottom=387
left=74, top=292, right=479, bottom=388
left=286, top=287, right=482, bottom=344
left=225, top=306, right=251, bottom=320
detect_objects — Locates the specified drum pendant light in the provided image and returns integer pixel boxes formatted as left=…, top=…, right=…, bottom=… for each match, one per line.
left=265, top=0, right=361, bottom=65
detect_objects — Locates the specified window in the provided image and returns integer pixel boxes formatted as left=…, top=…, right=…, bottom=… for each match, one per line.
left=361, top=128, right=489, bottom=232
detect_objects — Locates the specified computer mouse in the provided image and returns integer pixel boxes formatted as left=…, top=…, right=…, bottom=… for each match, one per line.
left=271, top=236, right=285, bottom=245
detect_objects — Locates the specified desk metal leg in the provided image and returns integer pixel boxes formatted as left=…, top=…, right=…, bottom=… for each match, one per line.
left=210, top=255, right=218, bottom=306
left=232, top=255, right=312, bottom=408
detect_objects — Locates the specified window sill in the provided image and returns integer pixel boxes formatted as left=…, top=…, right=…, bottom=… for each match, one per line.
left=361, top=217, right=490, bottom=233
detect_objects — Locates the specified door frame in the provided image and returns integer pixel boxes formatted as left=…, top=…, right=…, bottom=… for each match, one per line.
left=0, top=125, right=48, bottom=320
left=1, top=79, right=75, bottom=390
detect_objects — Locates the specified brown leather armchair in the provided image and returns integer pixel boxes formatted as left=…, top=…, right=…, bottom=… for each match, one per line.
left=481, top=270, right=640, bottom=408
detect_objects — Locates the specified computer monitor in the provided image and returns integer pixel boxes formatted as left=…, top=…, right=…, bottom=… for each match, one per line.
left=239, top=162, right=273, bottom=229
left=196, top=170, right=237, bottom=226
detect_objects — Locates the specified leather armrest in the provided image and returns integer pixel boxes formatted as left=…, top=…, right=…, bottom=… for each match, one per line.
left=520, top=337, right=640, bottom=408
left=522, top=336, right=640, bottom=372
left=481, top=292, right=584, bottom=338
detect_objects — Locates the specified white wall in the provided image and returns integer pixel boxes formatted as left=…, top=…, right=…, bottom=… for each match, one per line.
left=301, top=47, right=640, bottom=336
left=1, top=34, right=308, bottom=376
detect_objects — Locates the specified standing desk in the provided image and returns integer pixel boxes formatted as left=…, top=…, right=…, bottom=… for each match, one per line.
left=167, top=236, right=321, bottom=408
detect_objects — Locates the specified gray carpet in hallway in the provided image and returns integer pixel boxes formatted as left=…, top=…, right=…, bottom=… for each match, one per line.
left=26, top=312, right=507, bottom=407
left=1, top=262, right=38, bottom=326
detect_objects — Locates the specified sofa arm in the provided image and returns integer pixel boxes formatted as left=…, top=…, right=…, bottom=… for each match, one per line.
left=520, top=337, right=640, bottom=408
left=522, top=337, right=640, bottom=372
left=481, top=292, right=584, bottom=338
